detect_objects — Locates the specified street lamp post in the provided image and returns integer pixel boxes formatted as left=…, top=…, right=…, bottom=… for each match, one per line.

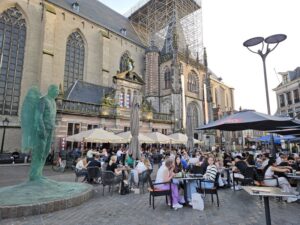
left=1, top=117, right=10, bottom=154
left=243, top=34, right=287, bottom=157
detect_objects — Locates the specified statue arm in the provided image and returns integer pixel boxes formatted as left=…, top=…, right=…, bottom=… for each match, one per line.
left=36, top=98, right=46, bottom=138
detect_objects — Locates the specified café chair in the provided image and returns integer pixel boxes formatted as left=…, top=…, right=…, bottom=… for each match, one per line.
left=87, top=166, right=101, bottom=184
left=147, top=172, right=172, bottom=209
left=232, top=167, right=256, bottom=190
left=101, top=170, right=122, bottom=196
left=197, top=173, right=220, bottom=207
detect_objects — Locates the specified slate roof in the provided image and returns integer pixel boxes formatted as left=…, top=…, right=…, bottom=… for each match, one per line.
left=47, top=0, right=144, bottom=46
left=289, top=67, right=300, bottom=81
left=64, top=80, right=114, bottom=105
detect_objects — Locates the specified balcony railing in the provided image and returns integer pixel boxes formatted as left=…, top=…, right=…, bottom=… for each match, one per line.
left=56, top=99, right=101, bottom=116
left=153, top=112, right=172, bottom=121
left=57, top=99, right=172, bottom=122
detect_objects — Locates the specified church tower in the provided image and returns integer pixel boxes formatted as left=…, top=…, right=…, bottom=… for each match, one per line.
left=145, top=41, right=160, bottom=111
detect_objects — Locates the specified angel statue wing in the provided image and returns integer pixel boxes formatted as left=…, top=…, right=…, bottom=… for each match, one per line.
left=21, top=86, right=41, bottom=153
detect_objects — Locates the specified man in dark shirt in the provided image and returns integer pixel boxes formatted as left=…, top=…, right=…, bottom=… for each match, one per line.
left=87, top=153, right=101, bottom=168
left=230, top=156, right=248, bottom=190
left=235, top=157, right=248, bottom=175
left=86, top=153, right=101, bottom=183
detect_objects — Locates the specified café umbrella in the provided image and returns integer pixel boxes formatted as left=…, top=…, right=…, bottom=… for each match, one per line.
left=196, top=110, right=300, bottom=131
left=66, top=128, right=125, bottom=143
left=128, top=96, right=140, bottom=160
left=117, top=131, right=154, bottom=144
left=168, top=133, right=201, bottom=145
left=144, top=132, right=180, bottom=144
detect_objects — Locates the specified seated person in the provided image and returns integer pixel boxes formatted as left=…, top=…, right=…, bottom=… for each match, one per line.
left=75, top=157, right=88, bottom=181
left=260, top=153, right=270, bottom=169
left=188, top=152, right=199, bottom=165
left=231, top=156, right=247, bottom=179
left=86, top=153, right=101, bottom=183
left=263, top=158, right=298, bottom=203
left=106, top=155, right=122, bottom=176
left=174, top=155, right=183, bottom=175
left=186, top=156, right=217, bottom=203
left=155, top=158, right=183, bottom=209
left=180, top=156, right=189, bottom=171
left=125, top=153, right=135, bottom=168
left=129, top=155, right=147, bottom=187
left=86, top=149, right=98, bottom=162
left=246, top=154, right=256, bottom=166
left=100, top=148, right=109, bottom=163
left=87, top=153, right=101, bottom=168
left=230, top=156, right=248, bottom=189
left=106, top=155, right=123, bottom=186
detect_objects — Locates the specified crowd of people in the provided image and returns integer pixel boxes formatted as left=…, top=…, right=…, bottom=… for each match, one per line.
left=65, top=144, right=300, bottom=207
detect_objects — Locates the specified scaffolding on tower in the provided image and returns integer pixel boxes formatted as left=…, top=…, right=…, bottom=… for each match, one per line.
left=126, top=0, right=203, bottom=60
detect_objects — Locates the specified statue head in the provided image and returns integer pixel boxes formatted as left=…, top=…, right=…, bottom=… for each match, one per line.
left=48, top=85, right=59, bottom=99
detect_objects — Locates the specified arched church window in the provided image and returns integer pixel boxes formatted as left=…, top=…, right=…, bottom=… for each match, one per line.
left=187, top=103, right=199, bottom=130
left=188, top=71, right=199, bottom=93
left=0, top=7, right=26, bottom=115
left=64, top=31, right=85, bottom=91
left=164, top=67, right=171, bottom=89
left=192, top=106, right=199, bottom=127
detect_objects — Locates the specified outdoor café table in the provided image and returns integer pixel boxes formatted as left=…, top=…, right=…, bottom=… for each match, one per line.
left=242, top=186, right=296, bottom=225
left=286, top=172, right=300, bottom=192
left=173, top=174, right=203, bottom=204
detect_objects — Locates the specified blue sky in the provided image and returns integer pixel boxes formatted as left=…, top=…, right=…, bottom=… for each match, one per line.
left=98, top=0, right=300, bottom=115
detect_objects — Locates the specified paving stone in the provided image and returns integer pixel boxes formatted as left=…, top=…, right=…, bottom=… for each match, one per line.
left=0, top=165, right=300, bottom=225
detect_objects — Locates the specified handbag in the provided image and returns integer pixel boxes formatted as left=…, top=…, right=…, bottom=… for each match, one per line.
left=191, top=193, right=204, bottom=210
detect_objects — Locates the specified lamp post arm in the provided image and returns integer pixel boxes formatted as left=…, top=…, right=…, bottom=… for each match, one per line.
left=266, top=42, right=280, bottom=54
left=246, top=46, right=261, bottom=55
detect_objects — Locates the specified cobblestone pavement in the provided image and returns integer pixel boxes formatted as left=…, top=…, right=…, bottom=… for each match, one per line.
left=0, top=164, right=299, bottom=225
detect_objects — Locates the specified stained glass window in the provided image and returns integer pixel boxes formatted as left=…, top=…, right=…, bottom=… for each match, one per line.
left=0, top=7, right=26, bottom=115
left=64, top=32, right=85, bottom=91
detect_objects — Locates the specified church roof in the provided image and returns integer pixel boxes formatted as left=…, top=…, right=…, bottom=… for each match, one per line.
left=47, top=0, right=143, bottom=46
left=64, top=80, right=114, bottom=105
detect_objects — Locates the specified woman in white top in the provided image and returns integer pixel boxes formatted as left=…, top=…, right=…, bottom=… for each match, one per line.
left=263, top=158, right=298, bottom=203
left=155, top=158, right=182, bottom=209
left=75, top=157, right=88, bottom=181
left=129, top=156, right=152, bottom=187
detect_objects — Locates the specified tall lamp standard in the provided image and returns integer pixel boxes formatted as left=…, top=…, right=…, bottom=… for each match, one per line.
left=1, top=117, right=9, bottom=154
left=243, top=34, right=287, bottom=157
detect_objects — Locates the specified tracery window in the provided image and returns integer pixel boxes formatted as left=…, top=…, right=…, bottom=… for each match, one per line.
left=164, top=67, right=171, bottom=89
left=64, top=32, right=85, bottom=91
left=187, top=71, right=199, bottom=93
left=0, top=7, right=26, bottom=115
left=120, top=52, right=131, bottom=73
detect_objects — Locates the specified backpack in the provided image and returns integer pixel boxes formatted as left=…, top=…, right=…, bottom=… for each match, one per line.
left=120, top=182, right=130, bottom=195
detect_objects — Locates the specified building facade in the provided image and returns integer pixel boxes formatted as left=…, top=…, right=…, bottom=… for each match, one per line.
left=0, top=0, right=235, bottom=152
left=273, top=67, right=300, bottom=118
